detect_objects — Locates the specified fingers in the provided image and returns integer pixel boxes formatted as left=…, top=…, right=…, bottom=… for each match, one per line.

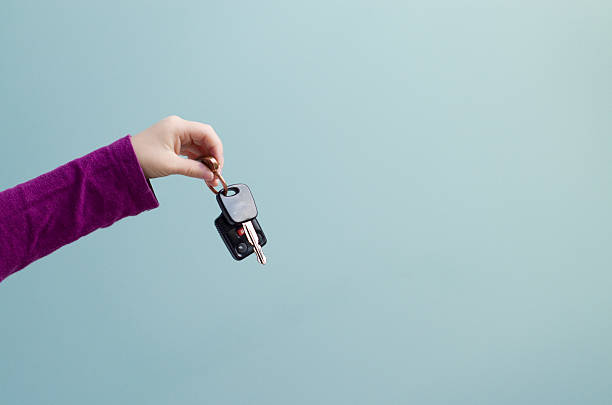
left=179, top=145, right=202, bottom=159
left=178, top=119, right=224, bottom=171
left=178, top=146, right=220, bottom=187
left=160, top=115, right=224, bottom=185
left=171, top=156, right=215, bottom=181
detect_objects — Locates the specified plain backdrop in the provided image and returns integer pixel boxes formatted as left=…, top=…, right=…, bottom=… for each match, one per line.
left=1, top=1, right=611, bottom=404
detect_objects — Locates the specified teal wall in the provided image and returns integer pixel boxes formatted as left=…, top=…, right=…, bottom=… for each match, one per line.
left=1, top=1, right=611, bottom=404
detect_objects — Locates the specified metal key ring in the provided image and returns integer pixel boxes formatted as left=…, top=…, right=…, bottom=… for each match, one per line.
left=198, top=156, right=228, bottom=195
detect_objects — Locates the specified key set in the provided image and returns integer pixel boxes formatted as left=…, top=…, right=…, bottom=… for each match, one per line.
left=199, top=157, right=267, bottom=265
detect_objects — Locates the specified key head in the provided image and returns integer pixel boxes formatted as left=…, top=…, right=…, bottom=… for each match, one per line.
left=216, top=183, right=258, bottom=224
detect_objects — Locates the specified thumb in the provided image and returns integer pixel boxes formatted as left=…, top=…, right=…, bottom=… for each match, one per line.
left=172, top=156, right=215, bottom=181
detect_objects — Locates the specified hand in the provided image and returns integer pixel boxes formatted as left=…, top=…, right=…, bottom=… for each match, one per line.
left=130, top=115, right=224, bottom=187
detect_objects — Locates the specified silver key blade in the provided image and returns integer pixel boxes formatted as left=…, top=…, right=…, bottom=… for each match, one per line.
left=242, top=221, right=267, bottom=265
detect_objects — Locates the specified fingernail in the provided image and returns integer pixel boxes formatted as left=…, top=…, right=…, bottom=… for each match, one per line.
left=201, top=164, right=214, bottom=181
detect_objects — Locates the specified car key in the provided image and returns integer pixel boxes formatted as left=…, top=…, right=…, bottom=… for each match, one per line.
left=215, top=214, right=267, bottom=261
left=199, top=156, right=269, bottom=265
left=216, top=183, right=267, bottom=265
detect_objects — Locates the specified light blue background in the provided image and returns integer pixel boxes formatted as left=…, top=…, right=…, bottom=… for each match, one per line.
left=1, top=1, right=611, bottom=404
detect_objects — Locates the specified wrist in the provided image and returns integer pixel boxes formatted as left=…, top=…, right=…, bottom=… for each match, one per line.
left=129, top=133, right=150, bottom=178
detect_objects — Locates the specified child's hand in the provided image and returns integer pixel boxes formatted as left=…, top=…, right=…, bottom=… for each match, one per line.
left=130, top=115, right=224, bottom=187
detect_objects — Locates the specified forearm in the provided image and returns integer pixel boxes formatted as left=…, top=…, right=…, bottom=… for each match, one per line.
left=0, top=136, right=158, bottom=282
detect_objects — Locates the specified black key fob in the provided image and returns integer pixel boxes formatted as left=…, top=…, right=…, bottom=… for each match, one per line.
left=214, top=214, right=267, bottom=261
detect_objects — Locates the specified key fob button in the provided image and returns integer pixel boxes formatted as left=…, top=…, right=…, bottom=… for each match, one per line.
left=236, top=243, right=248, bottom=254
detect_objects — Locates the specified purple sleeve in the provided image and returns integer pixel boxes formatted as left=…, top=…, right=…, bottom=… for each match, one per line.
left=0, top=135, right=159, bottom=282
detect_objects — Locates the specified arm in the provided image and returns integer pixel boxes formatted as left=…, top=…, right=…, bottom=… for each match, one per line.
left=0, top=116, right=223, bottom=282
left=0, top=136, right=158, bottom=280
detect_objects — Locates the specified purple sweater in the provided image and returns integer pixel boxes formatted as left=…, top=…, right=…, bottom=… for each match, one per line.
left=0, top=136, right=159, bottom=282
